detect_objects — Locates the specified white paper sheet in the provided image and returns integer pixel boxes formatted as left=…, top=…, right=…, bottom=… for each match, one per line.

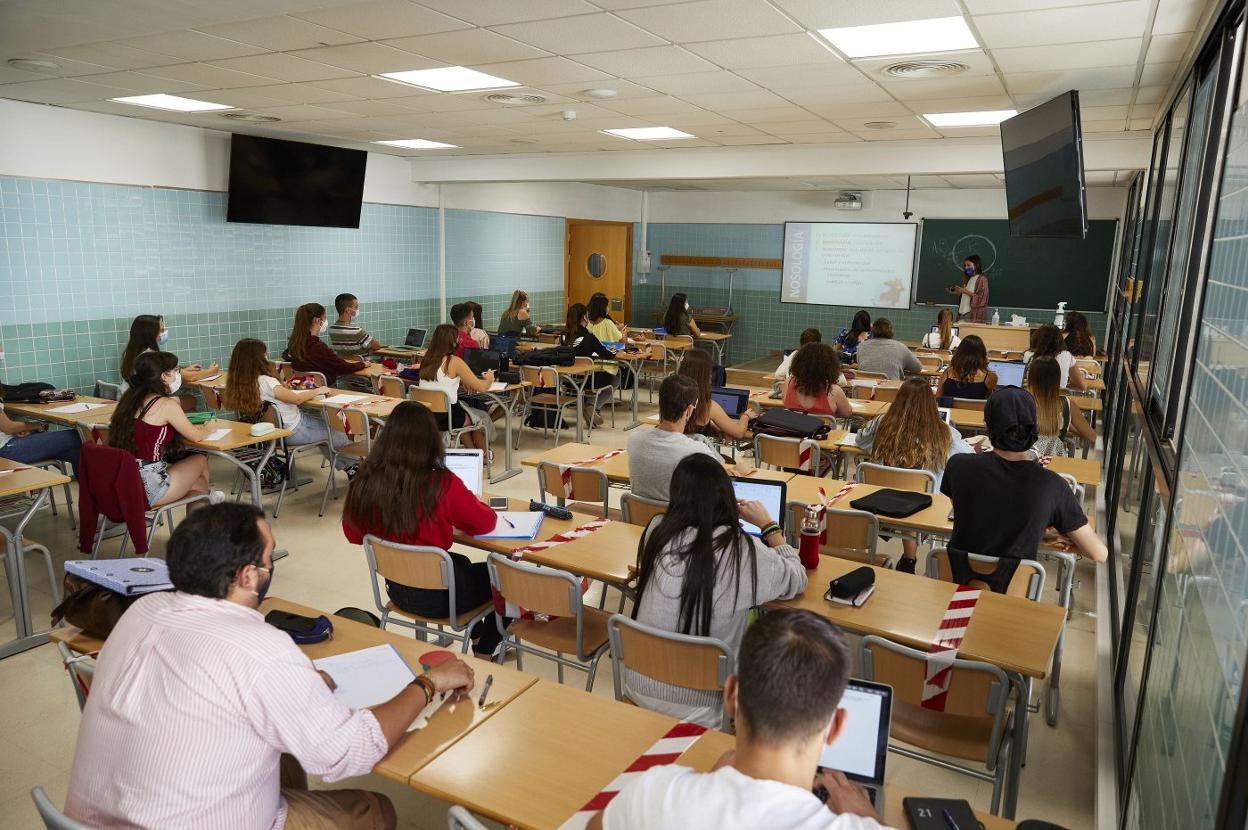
left=488, top=382, right=509, bottom=392
left=838, top=433, right=858, bottom=447
left=474, top=511, right=544, bottom=540
left=198, top=373, right=222, bottom=383
left=321, top=394, right=367, bottom=405
left=313, top=645, right=417, bottom=711
left=48, top=402, right=109, bottom=414
left=204, top=428, right=231, bottom=442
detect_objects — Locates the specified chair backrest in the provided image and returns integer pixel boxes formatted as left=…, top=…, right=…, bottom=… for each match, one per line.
left=754, top=433, right=819, bottom=471
left=951, top=397, right=987, bottom=411
left=447, top=806, right=490, bottom=830
left=78, top=443, right=151, bottom=545
left=520, top=365, right=559, bottom=389
left=93, top=379, right=121, bottom=401
left=273, top=360, right=294, bottom=381
left=916, top=355, right=943, bottom=371
left=856, top=462, right=937, bottom=494
left=76, top=422, right=110, bottom=445
left=859, top=635, right=1012, bottom=765
left=31, top=787, right=92, bottom=830
left=378, top=375, right=406, bottom=398
left=363, top=535, right=463, bottom=617
left=488, top=554, right=590, bottom=655
left=325, top=406, right=370, bottom=442
left=293, top=369, right=327, bottom=387
left=621, top=492, right=668, bottom=527
left=1057, top=472, right=1085, bottom=502
left=537, top=462, right=608, bottom=513
left=408, top=385, right=450, bottom=414
left=873, top=386, right=899, bottom=403
left=642, top=341, right=668, bottom=362
left=926, top=547, right=1046, bottom=600
left=854, top=370, right=889, bottom=381
left=1074, top=358, right=1101, bottom=378
left=788, top=502, right=880, bottom=562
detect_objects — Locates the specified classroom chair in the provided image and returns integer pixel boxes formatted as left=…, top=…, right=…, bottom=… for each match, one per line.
left=55, top=641, right=94, bottom=710
left=1057, top=473, right=1086, bottom=503
left=447, top=806, right=489, bottom=830
left=575, top=356, right=618, bottom=433
left=855, top=462, right=937, bottom=493
left=786, top=502, right=881, bottom=565
left=516, top=366, right=578, bottom=447
left=262, top=405, right=329, bottom=520
left=27, top=456, right=77, bottom=531
left=407, top=387, right=487, bottom=462
left=636, top=341, right=671, bottom=402
left=319, top=406, right=372, bottom=518
left=0, top=511, right=59, bottom=603
left=915, top=355, right=943, bottom=372
left=754, top=433, right=822, bottom=476
left=926, top=548, right=1047, bottom=600
left=536, top=461, right=611, bottom=519
left=486, top=553, right=610, bottom=691
left=273, top=360, right=295, bottom=382
left=621, top=492, right=667, bottom=528
left=362, top=535, right=494, bottom=654
left=951, top=397, right=988, bottom=411
left=1073, top=358, right=1101, bottom=380
left=852, top=370, right=890, bottom=382
left=377, top=375, right=407, bottom=398
left=607, top=614, right=735, bottom=732
left=873, top=386, right=899, bottom=403
left=31, top=787, right=91, bottom=830
left=858, top=635, right=1020, bottom=815
left=93, top=379, right=121, bottom=401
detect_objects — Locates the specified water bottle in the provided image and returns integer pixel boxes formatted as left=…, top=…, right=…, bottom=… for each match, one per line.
left=799, top=504, right=825, bottom=570
left=991, top=308, right=1000, bottom=326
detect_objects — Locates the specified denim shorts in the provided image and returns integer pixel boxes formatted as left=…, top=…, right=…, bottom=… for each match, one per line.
left=137, top=461, right=171, bottom=506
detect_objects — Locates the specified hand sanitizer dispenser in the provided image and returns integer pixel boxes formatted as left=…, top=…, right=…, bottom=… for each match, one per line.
left=1054, top=302, right=1067, bottom=328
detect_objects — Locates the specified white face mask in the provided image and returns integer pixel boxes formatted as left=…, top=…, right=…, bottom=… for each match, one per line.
left=165, top=372, right=182, bottom=395
left=685, top=301, right=690, bottom=311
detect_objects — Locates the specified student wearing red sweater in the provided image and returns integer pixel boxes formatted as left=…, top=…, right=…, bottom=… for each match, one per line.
left=450, top=302, right=480, bottom=359
left=342, top=401, right=505, bottom=657
left=282, top=302, right=365, bottom=386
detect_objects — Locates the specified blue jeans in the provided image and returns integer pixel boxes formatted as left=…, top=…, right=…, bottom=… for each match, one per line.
left=0, top=429, right=82, bottom=475
left=288, top=415, right=354, bottom=470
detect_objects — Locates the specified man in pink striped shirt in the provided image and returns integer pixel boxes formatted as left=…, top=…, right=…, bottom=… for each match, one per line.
left=64, top=504, right=474, bottom=830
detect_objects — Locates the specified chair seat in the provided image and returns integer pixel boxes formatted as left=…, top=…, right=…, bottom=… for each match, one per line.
left=336, top=441, right=370, bottom=459
left=825, top=547, right=874, bottom=564
left=385, top=598, right=493, bottom=629
left=530, top=394, right=572, bottom=406
left=568, top=502, right=622, bottom=522
left=890, top=699, right=1011, bottom=763
left=508, top=605, right=611, bottom=656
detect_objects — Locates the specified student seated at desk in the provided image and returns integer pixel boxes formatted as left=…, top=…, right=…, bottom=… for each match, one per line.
left=450, top=303, right=480, bottom=358
left=119, top=313, right=219, bottom=393
left=585, top=292, right=634, bottom=387
left=783, top=343, right=852, bottom=418
left=223, top=338, right=354, bottom=470
left=466, top=301, right=490, bottom=349
left=498, top=290, right=538, bottom=336
left=626, top=454, right=806, bottom=727
left=836, top=310, right=871, bottom=361
left=921, top=308, right=961, bottom=351
left=65, top=503, right=475, bottom=830
left=561, top=302, right=618, bottom=427
left=774, top=327, right=821, bottom=380
left=0, top=400, right=81, bottom=474
left=941, top=387, right=1107, bottom=589
left=856, top=378, right=972, bottom=573
left=680, top=349, right=748, bottom=441
left=1063, top=311, right=1098, bottom=358
left=109, top=351, right=222, bottom=509
left=328, top=292, right=382, bottom=356
left=343, top=401, right=506, bottom=658
left=663, top=292, right=701, bottom=337
left=1027, top=356, right=1096, bottom=457
left=1024, top=324, right=1087, bottom=391
left=591, top=609, right=883, bottom=830
left=938, top=335, right=996, bottom=400
left=854, top=318, right=921, bottom=380
left=283, top=302, right=364, bottom=386
left=419, top=324, right=493, bottom=451
left=627, top=374, right=720, bottom=501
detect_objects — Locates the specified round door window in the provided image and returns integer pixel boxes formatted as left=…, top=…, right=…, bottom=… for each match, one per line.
left=586, top=252, right=607, bottom=278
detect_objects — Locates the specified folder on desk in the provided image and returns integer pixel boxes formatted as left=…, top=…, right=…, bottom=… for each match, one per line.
left=474, top=512, right=545, bottom=540
left=488, top=381, right=509, bottom=392
left=66, top=559, right=173, bottom=595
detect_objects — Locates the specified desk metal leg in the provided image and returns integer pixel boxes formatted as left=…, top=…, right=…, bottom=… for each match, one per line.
left=483, top=389, right=522, bottom=483
left=1003, top=673, right=1029, bottom=819
left=203, top=441, right=277, bottom=510
left=1040, top=550, right=1076, bottom=727
left=624, top=360, right=642, bottom=431
left=0, top=490, right=51, bottom=660
left=561, top=372, right=589, bottom=444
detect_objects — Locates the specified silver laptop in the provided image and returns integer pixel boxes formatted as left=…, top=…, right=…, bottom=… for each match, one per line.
left=445, top=449, right=484, bottom=498
left=817, top=679, right=893, bottom=811
left=988, top=359, right=1026, bottom=388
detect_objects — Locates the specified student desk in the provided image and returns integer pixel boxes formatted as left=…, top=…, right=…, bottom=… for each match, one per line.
left=377, top=346, right=424, bottom=360
left=694, top=330, right=732, bottom=363
left=184, top=419, right=292, bottom=509
left=0, top=459, right=72, bottom=659
left=519, top=442, right=794, bottom=486
left=3, top=396, right=116, bottom=426
left=302, top=391, right=405, bottom=419
left=1044, top=456, right=1101, bottom=489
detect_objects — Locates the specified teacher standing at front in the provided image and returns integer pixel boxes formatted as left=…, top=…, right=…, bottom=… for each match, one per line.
left=951, top=254, right=989, bottom=322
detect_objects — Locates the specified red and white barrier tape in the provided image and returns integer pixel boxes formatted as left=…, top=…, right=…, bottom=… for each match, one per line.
left=556, top=448, right=626, bottom=496
left=491, top=518, right=611, bottom=619
left=797, top=438, right=818, bottom=472
left=826, top=481, right=858, bottom=506
left=921, top=586, right=982, bottom=711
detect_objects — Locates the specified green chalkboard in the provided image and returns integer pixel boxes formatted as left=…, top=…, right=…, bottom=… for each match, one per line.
left=913, top=219, right=1118, bottom=311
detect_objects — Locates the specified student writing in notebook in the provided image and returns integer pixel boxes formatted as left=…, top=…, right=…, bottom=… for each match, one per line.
left=590, top=609, right=883, bottom=829
left=343, top=401, right=507, bottom=658
left=118, top=313, right=219, bottom=395
left=66, top=503, right=475, bottom=830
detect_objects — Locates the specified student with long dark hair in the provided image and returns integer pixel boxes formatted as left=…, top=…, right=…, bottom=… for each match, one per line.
left=561, top=302, right=617, bottom=386
left=627, top=454, right=806, bottom=725
left=939, top=335, right=996, bottom=400
left=784, top=342, right=852, bottom=417
left=465, top=301, right=489, bottom=349
left=119, top=314, right=218, bottom=388
left=585, top=292, right=637, bottom=389
left=836, top=310, right=871, bottom=360
left=1025, top=323, right=1086, bottom=390
left=283, top=302, right=364, bottom=386
left=343, top=402, right=505, bottom=657
left=418, top=324, right=492, bottom=451
left=109, top=351, right=219, bottom=508
left=663, top=293, right=700, bottom=337
left=1028, top=356, right=1095, bottom=457
left=679, top=349, right=748, bottom=440
left=1063, top=311, right=1097, bottom=357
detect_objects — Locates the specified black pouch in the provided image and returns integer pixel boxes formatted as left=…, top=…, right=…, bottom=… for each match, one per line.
left=849, top=488, right=933, bottom=518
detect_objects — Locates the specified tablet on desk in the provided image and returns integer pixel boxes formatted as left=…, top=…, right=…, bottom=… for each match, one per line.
left=730, top=477, right=786, bottom=536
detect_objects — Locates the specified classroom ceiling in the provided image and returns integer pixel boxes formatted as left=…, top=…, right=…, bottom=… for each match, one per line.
left=0, top=0, right=1210, bottom=162
left=609, top=170, right=1142, bottom=190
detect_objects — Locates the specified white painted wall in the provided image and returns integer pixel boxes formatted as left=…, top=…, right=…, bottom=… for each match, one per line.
left=441, top=181, right=642, bottom=222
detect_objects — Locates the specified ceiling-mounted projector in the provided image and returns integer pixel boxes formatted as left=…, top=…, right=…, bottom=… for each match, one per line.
left=834, top=192, right=863, bottom=210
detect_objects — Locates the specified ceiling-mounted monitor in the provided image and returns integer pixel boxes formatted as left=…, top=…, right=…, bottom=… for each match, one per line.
left=227, top=134, right=367, bottom=229
left=1000, top=91, right=1088, bottom=239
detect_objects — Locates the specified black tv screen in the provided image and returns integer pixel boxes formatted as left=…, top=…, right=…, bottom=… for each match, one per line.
left=1000, top=91, right=1088, bottom=239
left=227, top=134, right=367, bottom=229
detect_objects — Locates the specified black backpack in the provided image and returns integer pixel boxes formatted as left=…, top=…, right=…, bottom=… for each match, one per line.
left=711, top=363, right=727, bottom=387
left=1, top=382, right=60, bottom=403
left=515, top=346, right=577, bottom=367
left=748, top=408, right=830, bottom=440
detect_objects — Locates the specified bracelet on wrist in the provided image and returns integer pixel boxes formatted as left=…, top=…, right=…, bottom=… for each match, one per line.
left=760, top=523, right=781, bottom=539
left=411, top=675, right=435, bottom=706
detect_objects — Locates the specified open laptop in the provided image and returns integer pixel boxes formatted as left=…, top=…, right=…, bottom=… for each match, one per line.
left=730, top=477, right=786, bottom=537
left=466, top=348, right=506, bottom=376
left=389, top=327, right=426, bottom=352
left=988, top=359, right=1026, bottom=388
left=817, top=679, right=893, bottom=810
left=711, top=386, right=750, bottom=418
left=445, top=449, right=484, bottom=498
left=930, top=325, right=960, bottom=339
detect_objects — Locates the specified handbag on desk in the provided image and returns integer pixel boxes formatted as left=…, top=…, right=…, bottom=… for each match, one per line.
left=849, top=488, right=932, bottom=518
left=50, top=574, right=140, bottom=639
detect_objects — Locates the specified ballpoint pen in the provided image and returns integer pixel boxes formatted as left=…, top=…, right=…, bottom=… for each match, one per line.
left=477, top=674, right=494, bottom=708
left=501, top=515, right=516, bottom=529
left=942, top=808, right=964, bottom=830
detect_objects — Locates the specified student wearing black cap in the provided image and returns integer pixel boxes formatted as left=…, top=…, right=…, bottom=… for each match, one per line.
left=940, top=387, right=1106, bottom=576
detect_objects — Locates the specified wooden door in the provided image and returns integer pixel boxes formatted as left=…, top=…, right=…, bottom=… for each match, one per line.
left=566, top=220, right=631, bottom=323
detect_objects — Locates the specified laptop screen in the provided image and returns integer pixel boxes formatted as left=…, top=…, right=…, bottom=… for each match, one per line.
left=405, top=328, right=426, bottom=347
left=930, top=325, right=959, bottom=338
left=711, top=386, right=748, bottom=418
left=468, top=349, right=501, bottom=375
left=989, top=360, right=1026, bottom=388
left=444, top=449, right=484, bottom=497
left=819, top=679, right=893, bottom=785
left=730, top=477, right=786, bottom=536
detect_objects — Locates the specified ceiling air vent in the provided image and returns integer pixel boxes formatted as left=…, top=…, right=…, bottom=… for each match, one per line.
left=882, top=61, right=970, bottom=79
left=483, top=92, right=546, bottom=105
left=220, top=112, right=281, bottom=122
left=863, top=121, right=897, bottom=130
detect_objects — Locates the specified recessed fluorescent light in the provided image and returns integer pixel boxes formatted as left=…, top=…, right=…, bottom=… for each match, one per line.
left=817, top=16, right=978, bottom=59
left=371, top=138, right=460, bottom=149
left=923, top=109, right=1018, bottom=127
left=376, top=66, right=519, bottom=92
left=601, top=127, right=695, bottom=141
left=110, top=94, right=233, bottom=112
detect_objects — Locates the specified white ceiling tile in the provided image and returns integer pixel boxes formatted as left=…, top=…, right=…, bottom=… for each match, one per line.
left=308, top=75, right=432, bottom=98
left=615, top=0, right=802, bottom=43
left=948, top=174, right=1005, bottom=187
left=600, top=94, right=710, bottom=115
left=1005, top=65, right=1138, bottom=95
left=854, top=49, right=998, bottom=80
left=246, top=82, right=361, bottom=104
left=67, top=70, right=206, bottom=94
left=113, top=30, right=263, bottom=62
left=385, top=92, right=497, bottom=111
left=759, top=119, right=838, bottom=134
left=0, top=64, right=69, bottom=84
left=20, top=52, right=117, bottom=78
left=934, top=125, right=1002, bottom=137
left=906, top=95, right=1015, bottom=114
left=1082, top=119, right=1129, bottom=132
left=833, top=115, right=931, bottom=131
left=290, top=43, right=438, bottom=74
left=469, top=57, right=611, bottom=85
left=963, top=0, right=1121, bottom=12
left=1134, top=85, right=1167, bottom=104
left=801, top=100, right=916, bottom=119
left=1081, top=105, right=1131, bottom=120
left=1154, top=0, right=1207, bottom=34
left=783, top=131, right=861, bottom=144
left=717, top=104, right=819, bottom=121
left=492, top=88, right=578, bottom=105
left=491, top=13, right=665, bottom=53
left=535, top=78, right=661, bottom=98
left=770, top=0, right=960, bottom=28
left=631, top=71, right=759, bottom=96
left=1128, top=117, right=1153, bottom=130
left=1145, top=33, right=1191, bottom=64
left=776, top=83, right=895, bottom=107
left=195, top=16, right=365, bottom=51
left=137, top=62, right=280, bottom=89
left=973, top=1, right=1150, bottom=49
left=1140, top=62, right=1179, bottom=86
left=878, top=75, right=1007, bottom=101
left=683, top=33, right=842, bottom=69
left=314, top=98, right=416, bottom=116
left=518, top=102, right=616, bottom=118
left=1130, top=102, right=1158, bottom=118
left=735, top=63, right=864, bottom=90
left=248, top=103, right=359, bottom=121
left=181, top=87, right=293, bottom=108
left=573, top=46, right=718, bottom=77
left=382, top=29, right=550, bottom=63
left=209, top=53, right=355, bottom=83
left=42, top=42, right=182, bottom=71
left=413, top=0, right=599, bottom=26
left=711, top=134, right=790, bottom=145
left=850, top=127, right=942, bottom=140
left=1075, top=87, right=1136, bottom=106
left=994, top=39, right=1143, bottom=73
left=292, top=1, right=469, bottom=40
left=678, top=88, right=789, bottom=110
left=0, top=77, right=148, bottom=104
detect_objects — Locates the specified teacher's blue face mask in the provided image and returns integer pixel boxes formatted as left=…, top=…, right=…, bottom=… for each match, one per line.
left=964, top=266, right=975, bottom=276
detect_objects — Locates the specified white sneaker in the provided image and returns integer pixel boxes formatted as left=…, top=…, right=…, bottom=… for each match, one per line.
left=208, top=490, right=226, bottom=505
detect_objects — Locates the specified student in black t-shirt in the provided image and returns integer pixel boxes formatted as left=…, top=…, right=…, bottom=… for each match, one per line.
left=940, top=387, right=1107, bottom=568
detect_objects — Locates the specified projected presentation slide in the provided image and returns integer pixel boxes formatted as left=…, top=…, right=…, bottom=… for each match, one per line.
left=782, top=222, right=918, bottom=309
